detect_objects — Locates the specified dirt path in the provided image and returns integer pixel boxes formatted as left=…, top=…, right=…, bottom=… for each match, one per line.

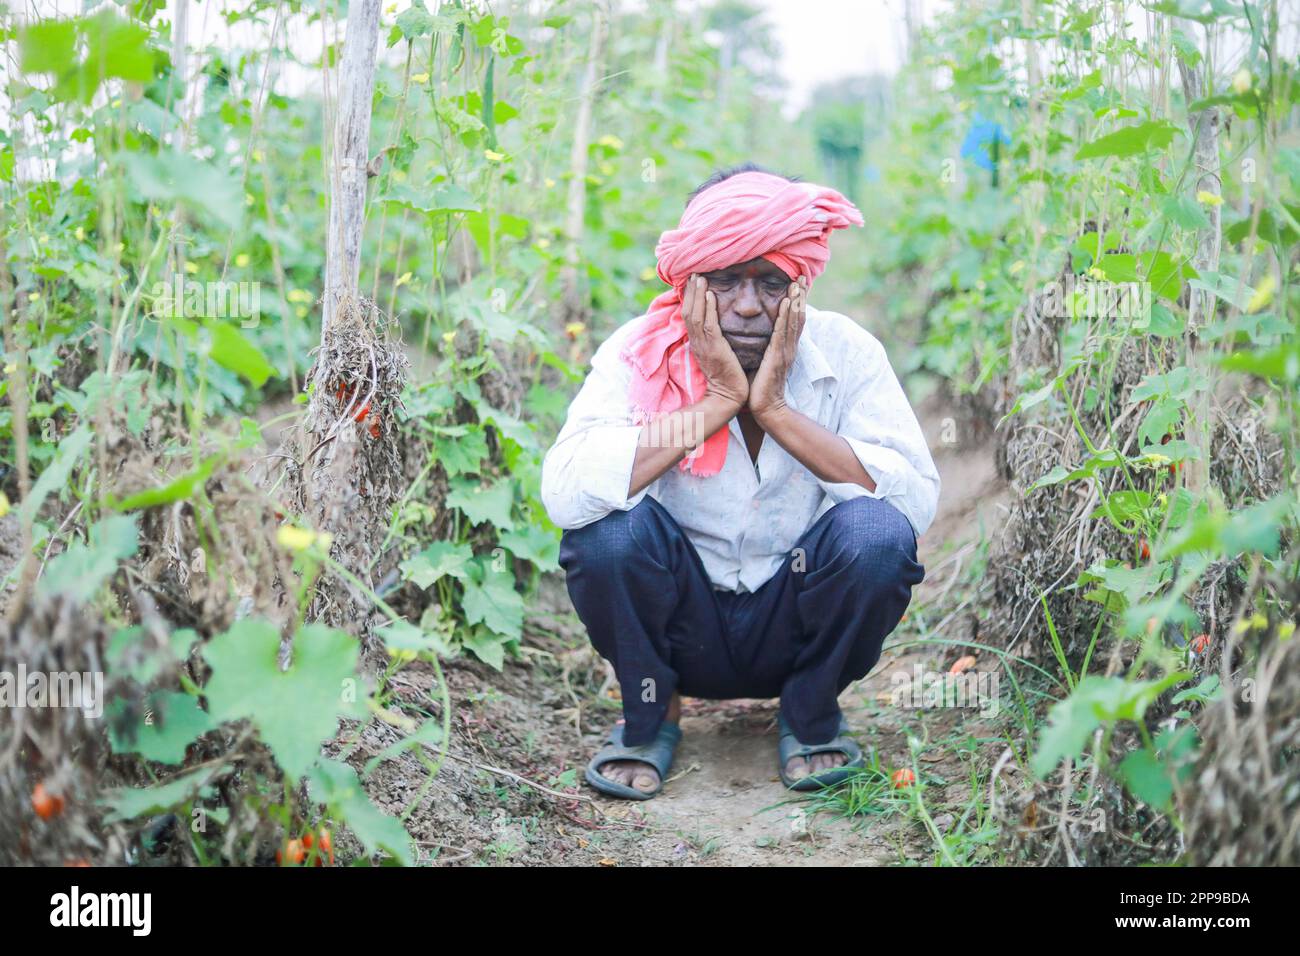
left=374, top=388, right=1013, bottom=866
left=591, top=390, right=1011, bottom=865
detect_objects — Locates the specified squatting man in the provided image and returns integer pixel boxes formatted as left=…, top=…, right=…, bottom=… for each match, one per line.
left=541, top=166, right=940, bottom=799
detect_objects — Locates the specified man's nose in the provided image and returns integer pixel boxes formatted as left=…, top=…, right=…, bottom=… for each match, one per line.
left=733, top=279, right=763, bottom=317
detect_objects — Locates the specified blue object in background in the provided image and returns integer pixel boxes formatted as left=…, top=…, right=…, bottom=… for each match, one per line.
left=960, top=113, right=1011, bottom=171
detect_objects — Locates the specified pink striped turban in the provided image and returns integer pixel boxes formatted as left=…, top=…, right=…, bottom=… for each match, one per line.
left=619, top=170, right=864, bottom=477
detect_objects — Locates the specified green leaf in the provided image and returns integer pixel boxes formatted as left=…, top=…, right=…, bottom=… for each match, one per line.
left=1091, top=490, right=1152, bottom=531
left=112, top=455, right=218, bottom=511
left=19, top=19, right=77, bottom=74
left=1117, top=746, right=1174, bottom=809
left=446, top=477, right=515, bottom=530
left=100, top=766, right=218, bottom=823
left=400, top=540, right=473, bottom=588
left=462, top=626, right=507, bottom=670
left=1162, top=495, right=1291, bottom=560
left=461, top=561, right=524, bottom=639
left=1188, top=270, right=1255, bottom=312
left=173, top=318, right=275, bottom=388
left=20, top=424, right=92, bottom=525
left=1131, top=366, right=1195, bottom=402
left=1160, top=193, right=1210, bottom=231
left=39, top=515, right=139, bottom=600
left=373, top=619, right=446, bottom=657
left=363, top=720, right=444, bottom=774
left=1032, top=674, right=1183, bottom=778
left=202, top=620, right=361, bottom=782
left=1075, top=120, right=1180, bottom=160
left=432, top=426, right=489, bottom=477
left=497, top=526, right=559, bottom=571
left=108, top=691, right=213, bottom=765
left=307, top=759, right=415, bottom=865
left=120, top=150, right=242, bottom=230
left=1220, top=342, right=1300, bottom=381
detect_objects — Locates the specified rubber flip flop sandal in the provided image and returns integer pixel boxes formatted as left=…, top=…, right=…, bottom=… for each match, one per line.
left=777, top=713, right=864, bottom=791
left=584, top=720, right=682, bottom=800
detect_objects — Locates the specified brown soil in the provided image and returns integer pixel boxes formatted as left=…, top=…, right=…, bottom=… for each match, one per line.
left=361, top=387, right=1012, bottom=866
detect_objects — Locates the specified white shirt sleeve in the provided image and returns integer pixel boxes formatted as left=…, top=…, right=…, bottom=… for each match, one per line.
left=817, top=334, right=941, bottom=539
left=540, top=328, right=652, bottom=530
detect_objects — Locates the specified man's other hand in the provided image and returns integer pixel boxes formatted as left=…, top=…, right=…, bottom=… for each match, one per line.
left=749, top=275, right=807, bottom=422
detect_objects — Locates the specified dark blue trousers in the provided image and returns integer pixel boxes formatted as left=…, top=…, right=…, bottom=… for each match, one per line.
left=559, top=495, right=925, bottom=747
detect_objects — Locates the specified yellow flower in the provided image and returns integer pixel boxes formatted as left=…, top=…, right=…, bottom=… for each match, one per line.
left=411, top=72, right=429, bottom=84
left=596, top=134, right=624, bottom=150
left=184, top=261, right=199, bottom=274
left=287, top=288, right=313, bottom=303
left=27, top=292, right=40, bottom=303
left=442, top=331, right=456, bottom=344
left=484, top=149, right=506, bottom=162
left=1246, top=272, right=1274, bottom=313
left=0, top=491, right=10, bottom=519
left=564, top=321, right=586, bottom=338
left=277, top=525, right=330, bottom=553
left=1232, top=69, right=1252, bottom=94
left=544, top=177, right=556, bottom=188
left=235, top=253, right=250, bottom=268
left=74, top=227, right=85, bottom=241
left=1196, top=190, right=1223, bottom=206
left=395, top=271, right=412, bottom=287
left=252, top=148, right=264, bottom=163
left=536, top=237, right=551, bottom=249
left=640, top=266, right=657, bottom=282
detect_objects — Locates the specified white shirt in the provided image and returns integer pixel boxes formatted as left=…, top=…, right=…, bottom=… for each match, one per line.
left=540, top=304, right=941, bottom=593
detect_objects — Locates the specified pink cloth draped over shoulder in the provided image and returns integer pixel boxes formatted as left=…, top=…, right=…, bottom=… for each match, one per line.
left=619, top=170, right=864, bottom=477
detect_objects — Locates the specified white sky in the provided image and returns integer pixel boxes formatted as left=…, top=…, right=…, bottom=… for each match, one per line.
left=752, top=0, right=940, bottom=115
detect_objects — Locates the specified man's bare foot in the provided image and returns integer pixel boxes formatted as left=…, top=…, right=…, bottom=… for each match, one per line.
left=599, top=693, right=682, bottom=793
left=784, top=750, right=849, bottom=781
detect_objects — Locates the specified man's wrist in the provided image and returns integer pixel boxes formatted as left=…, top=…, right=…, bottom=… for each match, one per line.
left=752, top=401, right=795, bottom=433
left=701, top=389, right=744, bottom=418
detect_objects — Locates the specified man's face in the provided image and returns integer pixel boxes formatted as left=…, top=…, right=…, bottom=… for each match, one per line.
left=701, top=257, right=794, bottom=372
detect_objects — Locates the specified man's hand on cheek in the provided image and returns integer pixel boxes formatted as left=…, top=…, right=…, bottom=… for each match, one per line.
left=747, top=276, right=807, bottom=422
left=682, top=274, right=749, bottom=408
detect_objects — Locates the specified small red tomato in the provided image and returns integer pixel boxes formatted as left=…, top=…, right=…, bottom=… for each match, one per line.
left=32, top=782, right=64, bottom=821
left=892, top=768, right=915, bottom=789
left=368, top=419, right=381, bottom=439
left=302, top=832, right=314, bottom=849
left=279, top=839, right=305, bottom=866
left=1139, top=538, right=1151, bottom=560
left=1191, top=633, right=1211, bottom=654
left=353, top=403, right=370, bottom=423
left=319, top=828, right=333, bottom=865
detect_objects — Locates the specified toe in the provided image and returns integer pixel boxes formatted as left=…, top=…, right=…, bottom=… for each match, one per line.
left=785, top=757, right=809, bottom=780
left=632, top=768, right=659, bottom=792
